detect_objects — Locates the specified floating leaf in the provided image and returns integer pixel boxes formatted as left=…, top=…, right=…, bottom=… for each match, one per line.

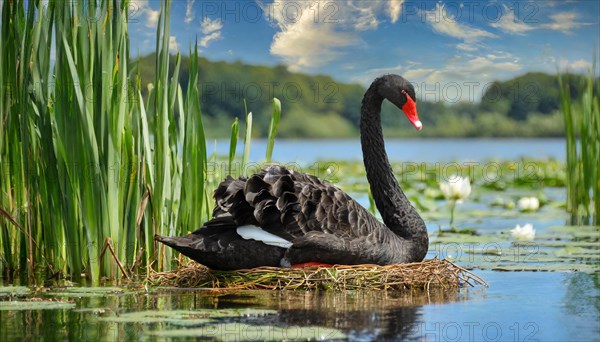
left=0, top=301, right=75, bottom=311
left=45, top=287, right=127, bottom=298
left=0, top=286, right=31, bottom=298
left=147, top=323, right=346, bottom=341
left=100, top=308, right=277, bottom=325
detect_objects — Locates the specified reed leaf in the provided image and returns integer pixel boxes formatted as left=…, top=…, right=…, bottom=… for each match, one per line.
left=229, top=118, right=239, bottom=175
left=559, top=65, right=599, bottom=225
left=178, top=42, right=208, bottom=233
left=242, top=112, right=253, bottom=176
left=265, top=98, right=281, bottom=163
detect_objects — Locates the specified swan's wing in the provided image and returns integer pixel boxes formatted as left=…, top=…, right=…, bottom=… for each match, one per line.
left=155, top=216, right=286, bottom=269
left=212, top=165, right=384, bottom=243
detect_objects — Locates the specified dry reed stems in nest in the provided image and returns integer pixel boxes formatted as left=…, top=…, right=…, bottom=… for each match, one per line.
left=148, top=258, right=487, bottom=291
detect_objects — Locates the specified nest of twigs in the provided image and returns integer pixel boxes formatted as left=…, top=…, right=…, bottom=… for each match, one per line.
left=148, top=258, right=487, bottom=291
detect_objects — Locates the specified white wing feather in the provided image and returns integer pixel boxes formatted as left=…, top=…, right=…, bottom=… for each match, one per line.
left=236, top=225, right=293, bottom=248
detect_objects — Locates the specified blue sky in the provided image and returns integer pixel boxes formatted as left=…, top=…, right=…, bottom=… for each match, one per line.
left=129, top=0, right=599, bottom=101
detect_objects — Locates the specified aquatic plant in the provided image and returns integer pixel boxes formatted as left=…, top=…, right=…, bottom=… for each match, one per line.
left=439, top=175, right=472, bottom=228
left=266, top=98, right=282, bottom=163
left=0, top=0, right=211, bottom=282
left=0, top=0, right=287, bottom=282
left=510, top=223, right=536, bottom=241
left=558, top=64, right=599, bottom=225
left=517, top=197, right=540, bottom=212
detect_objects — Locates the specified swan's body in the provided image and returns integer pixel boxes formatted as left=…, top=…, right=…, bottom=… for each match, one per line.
left=156, top=74, right=428, bottom=270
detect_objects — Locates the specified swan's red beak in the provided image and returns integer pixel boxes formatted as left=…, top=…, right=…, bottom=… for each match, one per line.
left=401, top=90, right=422, bottom=131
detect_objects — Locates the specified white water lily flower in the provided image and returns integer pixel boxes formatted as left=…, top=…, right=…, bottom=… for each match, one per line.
left=517, top=197, right=540, bottom=212
left=439, top=175, right=471, bottom=203
left=510, top=223, right=536, bottom=241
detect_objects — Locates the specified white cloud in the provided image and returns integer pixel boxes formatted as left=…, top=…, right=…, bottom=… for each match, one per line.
left=489, top=5, right=535, bottom=35
left=201, top=17, right=223, bottom=34
left=169, top=36, right=179, bottom=53
left=491, top=8, right=591, bottom=35
left=184, top=0, right=196, bottom=24
left=199, top=31, right=222, bottom=48
left=261, top=1, right=357, bottom=71
left=423, top=3, right=497, bottom=45
left=569, top=59, right=592, bottom=70
left=559, top=58, right=593, bottom=71
left=542, top=12, right=591, bottom=34
left=344, top=1, right=398, bottom=31
left=345, top=0, right=406, bottom=30
left=146, top=9, right=159, bottom=28
left=421, top=3, right=505, bottom=53
left=199, top=18, right=223, bottom=47
left=269, top=16, right=356, bottom=71
left=403, top=67, right=436, bottom=79
left=387, top=0, right=405, bottom=24
left=456, top=43, right=480, bottom=51
left=131, top=0, right=160, bottom=28
left=261, top=1, right=405, bottom=71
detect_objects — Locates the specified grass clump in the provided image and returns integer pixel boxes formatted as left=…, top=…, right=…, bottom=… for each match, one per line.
left=0, top=1, right=212, bottom=283
left=0, top=1, right=282, bottom=283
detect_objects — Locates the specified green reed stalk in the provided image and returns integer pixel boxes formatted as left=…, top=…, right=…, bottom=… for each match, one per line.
left=229, top=118, right=239, bottom=175
left=367, top=189, right=377, bottom=216
left=177, top=42, right=208, bottom=234
left=266, top=98, right=281, bottom=163
left=558, top=75, right=576, bottom=221
left=0, top=0, right=56, bottom=281
left=559, top=66, right=599, bottom=225
left=242, top=112, right=253, bottom=176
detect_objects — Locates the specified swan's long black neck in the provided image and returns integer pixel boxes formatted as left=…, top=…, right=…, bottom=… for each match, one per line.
left=360, top=83, right=425, bottom=239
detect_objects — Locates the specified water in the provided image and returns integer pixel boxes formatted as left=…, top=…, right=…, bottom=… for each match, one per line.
left=210, top=138, right=566, bottom=164
left=1, top=272, right=598, bottom=341
left=2, top=138, right=598, bottom=341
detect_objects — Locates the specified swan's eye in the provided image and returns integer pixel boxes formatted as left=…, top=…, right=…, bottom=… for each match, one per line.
left=401, top=89, right=415, bottom=103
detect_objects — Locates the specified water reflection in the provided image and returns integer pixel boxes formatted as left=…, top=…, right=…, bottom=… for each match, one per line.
left=0, top=287, right=465, bottom=341
left=253, top=290, right=464, bottom=340
left=562, top=272, right=600, bottom=337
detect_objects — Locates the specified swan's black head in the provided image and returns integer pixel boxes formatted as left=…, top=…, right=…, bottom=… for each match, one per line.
left=376, top=74, right=422, bottom=130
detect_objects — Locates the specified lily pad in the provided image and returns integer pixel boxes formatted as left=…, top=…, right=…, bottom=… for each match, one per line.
left=0, top=286, right=31, bottom=298
left=45, top=287, right=126, bottom=298
left=147, top=323, right=346, bottom=341
left=99, top=310, right=212, bottom=326
left=431, top=221, right=599, bottom=273
left=0, top=300, right=75, bottom=311
left=100, top=308, right=277, bottom=326
left=490, top=263, right=600, bottom=272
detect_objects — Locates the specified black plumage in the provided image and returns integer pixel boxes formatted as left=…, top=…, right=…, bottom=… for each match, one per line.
left=156, top=74, right=429, bottom=270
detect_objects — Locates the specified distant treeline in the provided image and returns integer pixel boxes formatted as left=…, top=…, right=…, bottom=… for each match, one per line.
left=134, top=54, right=595, bottom=138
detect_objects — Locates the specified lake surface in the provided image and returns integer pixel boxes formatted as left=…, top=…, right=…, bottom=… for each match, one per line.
left=210, top=138, right=566, bottom=163
left=2, top=137, right=598, bottom=341
left=1, top=271, right=598, bottom=341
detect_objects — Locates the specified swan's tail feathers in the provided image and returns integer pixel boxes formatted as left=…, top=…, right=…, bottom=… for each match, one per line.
left=154, top=234, right=199, bottom=258
left=154, top=234, right=188, bottom=249
left=154, top=228, right=287, bottom=270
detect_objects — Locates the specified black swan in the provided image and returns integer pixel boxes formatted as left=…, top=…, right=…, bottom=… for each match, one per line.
left=155, top=74, right=428, bottom=270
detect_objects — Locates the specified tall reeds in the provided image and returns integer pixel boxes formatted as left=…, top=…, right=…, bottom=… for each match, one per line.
left=0, top=1, right=211, bottom=282
left=559, top=66, right=599, bottom=225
